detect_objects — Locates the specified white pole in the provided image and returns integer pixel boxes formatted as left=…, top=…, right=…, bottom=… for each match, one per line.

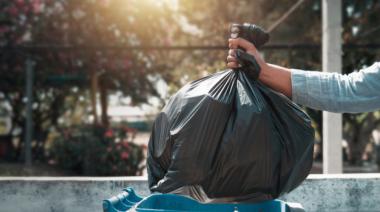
left=322, top=0, right=342, bottom=173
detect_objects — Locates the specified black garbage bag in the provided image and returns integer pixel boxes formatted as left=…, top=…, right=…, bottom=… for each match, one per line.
left=148, top=23, right=314, bottom=202
left=147, top=68, right=315, bottom=202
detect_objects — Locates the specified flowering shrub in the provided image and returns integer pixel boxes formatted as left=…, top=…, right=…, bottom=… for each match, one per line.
left=50, top=125, right=145, bottom=176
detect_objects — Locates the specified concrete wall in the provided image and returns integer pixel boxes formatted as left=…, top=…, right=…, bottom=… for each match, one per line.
left=283, top=174, right=380, bottom=211
left=1, top=174, right=380, bottom=212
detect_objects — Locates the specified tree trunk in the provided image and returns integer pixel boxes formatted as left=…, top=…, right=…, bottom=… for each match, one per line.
left=348, top=138, right=364, bottom=165
left=346, top=113, right=380, bottom=165
left=99, top=76, right=109, bottom=128
left=90, top=71, right=99, bottom=125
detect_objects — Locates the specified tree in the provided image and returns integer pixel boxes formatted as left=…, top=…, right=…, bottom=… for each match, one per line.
left=0, top=0, right=187, bottom=161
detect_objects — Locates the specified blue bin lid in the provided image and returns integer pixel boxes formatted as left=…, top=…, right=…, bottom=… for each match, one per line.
left=103, top=187, right=301, bottom=212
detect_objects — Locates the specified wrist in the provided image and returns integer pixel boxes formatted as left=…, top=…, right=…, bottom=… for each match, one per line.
left=258, top=63, right=270, bottom=80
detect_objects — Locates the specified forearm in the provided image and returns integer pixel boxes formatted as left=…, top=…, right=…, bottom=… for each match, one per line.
left=258, top=62, right=380, bottom=113
left=258, top=63, right=292, bottom=98
left=291, top=62, right=380, bottom=113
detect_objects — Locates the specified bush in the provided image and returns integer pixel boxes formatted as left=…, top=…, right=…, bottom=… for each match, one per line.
left=50, top=125, right=145, bottom=176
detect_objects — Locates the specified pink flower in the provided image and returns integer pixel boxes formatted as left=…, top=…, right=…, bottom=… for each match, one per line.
left=122, top=142, right=129, bottom=149
left=8, top=6, right=18, bottom=17
left=32, top=0, right=42, bottom=14
left=104, top=129, right=113, bottom=138
left=120, top=152, right=129, bottom=160
left=16, top=0, right=25, bottom=7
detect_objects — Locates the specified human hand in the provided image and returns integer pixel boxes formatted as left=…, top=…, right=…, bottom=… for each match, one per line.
left=226, top=38, right=268, bottom=72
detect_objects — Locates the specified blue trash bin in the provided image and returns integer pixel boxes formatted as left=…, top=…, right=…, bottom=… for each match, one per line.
left=103, top=187, right=143, bottom=212
left=103, top=187, right=304, bottom=212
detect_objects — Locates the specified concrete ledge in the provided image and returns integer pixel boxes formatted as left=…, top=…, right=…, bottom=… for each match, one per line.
left=0, top=176, right=150, bottom=212
left=283, top=174, right=380, bottom=211
left=1, top=174, right=380, bottom=212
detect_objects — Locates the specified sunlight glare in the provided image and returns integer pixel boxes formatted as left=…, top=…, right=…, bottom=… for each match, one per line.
left=152, top=0, right=179, bottom=10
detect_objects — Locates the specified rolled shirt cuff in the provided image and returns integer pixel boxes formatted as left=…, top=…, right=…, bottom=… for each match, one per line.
left=291, top=69, right=309, bottom=106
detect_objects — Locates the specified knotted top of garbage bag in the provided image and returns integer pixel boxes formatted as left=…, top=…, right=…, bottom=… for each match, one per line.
left=230, top=23, right=270, bottom=49
left=231, top=23, right=270, bottom=80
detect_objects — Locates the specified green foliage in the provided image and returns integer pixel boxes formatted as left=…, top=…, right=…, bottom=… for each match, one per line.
left=0, top=0, right=184, bottom=95
left=50, top=125, right=145, bottom=176
left=0, top=0, right=186, bottom=162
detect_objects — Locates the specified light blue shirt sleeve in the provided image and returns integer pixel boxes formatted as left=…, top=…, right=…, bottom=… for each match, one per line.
left=291, top=62, right=380, bottom=113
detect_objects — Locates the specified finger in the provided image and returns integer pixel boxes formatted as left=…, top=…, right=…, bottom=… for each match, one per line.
left=228, top=49, right=236, bottom=56
left=226, top=55, right=237, bottom=63
left=227, top=62, right=239, bottom=69
left=229, top=38, right=257, bottom=52
left=228, top=38, right=237, bottom=49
